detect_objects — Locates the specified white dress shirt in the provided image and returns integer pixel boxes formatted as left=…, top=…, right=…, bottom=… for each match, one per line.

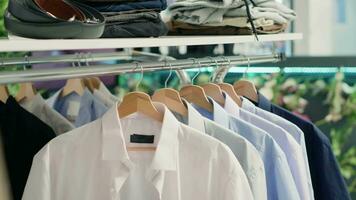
left=223, top=93, right=312, bottom=200
left=240, top=97, right=314, bottom=199
left=172, top=100, right=267, bottom=200
left=22, top=102, right=253, bottom=200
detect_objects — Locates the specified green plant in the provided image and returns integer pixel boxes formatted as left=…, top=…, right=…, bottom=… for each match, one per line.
left=329, top=120, right=356, bottom=192
left=0, top=0, right=8, bottom=37
left=254, top=72, right=356, bottom=193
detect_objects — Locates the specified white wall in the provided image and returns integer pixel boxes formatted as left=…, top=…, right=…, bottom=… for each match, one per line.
left=332, top=0, right=356, bottom=56
left=294, top=0, right=356, bottom=56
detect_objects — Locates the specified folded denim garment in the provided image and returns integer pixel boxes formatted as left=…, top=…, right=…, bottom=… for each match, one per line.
left=102, top=13, right=168, bottom=37
left=168, top=20, right=286, bottom=35
left=101, top=9, right=157, bottom=15
left=87, top=0, right=167, bottom=12
left=77, top=0, right=139, bottom=2
left=168, top=1, right=295, bottom=25
left=103, top=11, right=159, bottom=23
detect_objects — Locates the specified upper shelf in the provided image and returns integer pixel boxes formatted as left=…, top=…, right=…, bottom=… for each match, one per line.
left=0, top=33, right=302, bottom=52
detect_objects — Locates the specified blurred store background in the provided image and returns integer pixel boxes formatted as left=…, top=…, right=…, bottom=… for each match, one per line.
left=0, top=0, right=355, bottom=198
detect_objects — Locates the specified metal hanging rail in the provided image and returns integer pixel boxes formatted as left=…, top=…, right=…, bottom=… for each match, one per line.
left=0, top=54, right=282, bottom=84
left=0, top=52, right=133, bottom=66
left=0, top=50, right=194, bottom=84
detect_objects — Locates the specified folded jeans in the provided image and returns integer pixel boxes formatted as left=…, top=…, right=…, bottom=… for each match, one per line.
left=104, top=11, right=160, bottom=23
left=102, top=16, right=168, bottom=37
left=86, top=0, right=167, bottom=12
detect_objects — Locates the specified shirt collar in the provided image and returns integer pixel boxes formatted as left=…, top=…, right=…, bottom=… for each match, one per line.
left=241, top=96, right=258, bottom=113
left=182, top=99, right=205, bottom=133
left=99, top=82, right=112, bottom=96
left=222, top=91, right=240, bottom=117
left=46, top=88, right=94, bottom=108
left=257, top=92, right=272, bottom=111
left=80, top=89, right=97, bottom=109
left=210, top=97, right=230, bottom=129
left=46, top=90, right=61, bottom=108
left=101, top=101, right=179, bottom=171
left=20, top=93, right=45, bottom=112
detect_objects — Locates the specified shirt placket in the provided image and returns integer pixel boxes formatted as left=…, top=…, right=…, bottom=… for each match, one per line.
left=111, top=159, right=134, bottom=200
left=146, top=169, right=165, bottom=200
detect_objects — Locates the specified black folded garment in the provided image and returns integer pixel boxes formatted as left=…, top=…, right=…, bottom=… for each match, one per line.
left=102, top=12, right=168, bottom=38
left=85, top=0, right=167, bottom=13
left=5, top=0, right=105, bottom=39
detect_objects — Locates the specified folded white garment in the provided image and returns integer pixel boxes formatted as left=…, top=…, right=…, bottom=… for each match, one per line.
left=204, top=17, right=275, bottom=28
left=225, top=5, right=296, bottom=24
left=168, top=0, right=296, bottom=25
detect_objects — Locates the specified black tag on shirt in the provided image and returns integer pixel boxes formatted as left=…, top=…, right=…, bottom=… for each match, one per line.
left=130, top=134, right=154, bottom=144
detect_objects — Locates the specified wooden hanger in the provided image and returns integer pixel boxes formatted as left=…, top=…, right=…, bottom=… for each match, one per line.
left=152, top=64, right=188, bottom=116
left=179, top=59, right=213, bottom=112
left=126, top=146, right=157, bottom=151
left=61, top=78, right=86, bottom=97
left=89, top=77, right=101, bottom=90
left=217, top=83, right=242, bottom=107
left=83, top=77, right=101, bottom=93
left=119, top=92, right=164, bottom=152
left=180, top=85, right=213, bottom=112
left=202, top=83, right=225, bottom=106
left=233, top=56, right=258, bottom=102
left=84, top=53, right=101, bottom=92
left=118, top=92, right=164, bottom=122
left=152, top=88, right=188, bottom=116
left=0, top=85, right=9, bottom=103
left=233, top=80, right=258, bottom=103
left=16, top=82, right=37, bottom=102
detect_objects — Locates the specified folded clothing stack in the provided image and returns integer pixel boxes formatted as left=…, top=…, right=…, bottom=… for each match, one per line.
left=5, top=0, right=105, bottom=39
left=166, top=0, right=296, bottom=35
left=85, top=0, right=168, bottom=37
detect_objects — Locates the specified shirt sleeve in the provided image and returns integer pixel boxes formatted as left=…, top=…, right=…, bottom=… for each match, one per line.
left=22, top=145, right=51, bottom=200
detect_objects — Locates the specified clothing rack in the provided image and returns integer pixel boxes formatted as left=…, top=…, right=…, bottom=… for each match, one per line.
left=0, top=53, right=282, bottom=84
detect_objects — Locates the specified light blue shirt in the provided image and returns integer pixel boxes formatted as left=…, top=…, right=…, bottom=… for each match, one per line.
left=223, top=93, right=312, bottom=200
left=241, top=97, right=314, bottom=200
left=172, top=100, right=268, bottom=200
left=46, top=89, right=109, bottom=127
left=193, top=99, right=301, bottom=200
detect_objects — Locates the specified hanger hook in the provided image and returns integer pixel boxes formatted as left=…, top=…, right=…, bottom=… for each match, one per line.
left=85, top=52, right=91, bottom=66
left=206, top=56, right=218, bottom=82
left=88, top=52, right=95, bottom=62
left=191, top=58, right=202, bottom=85
left=164, top=60, right=173, bottom=88
left=23, top=55, right=29, bottom=70
left=72, top=53, right=78, bottom=67
left=243, top=56, right=250, bottom=79
left=222, top=56, right=232, bottom=67
left=77, top=52, right=82, bottom=67
left=212, top=57, right=221, bottom=82
left=134, top=62, right=144, bottom=91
